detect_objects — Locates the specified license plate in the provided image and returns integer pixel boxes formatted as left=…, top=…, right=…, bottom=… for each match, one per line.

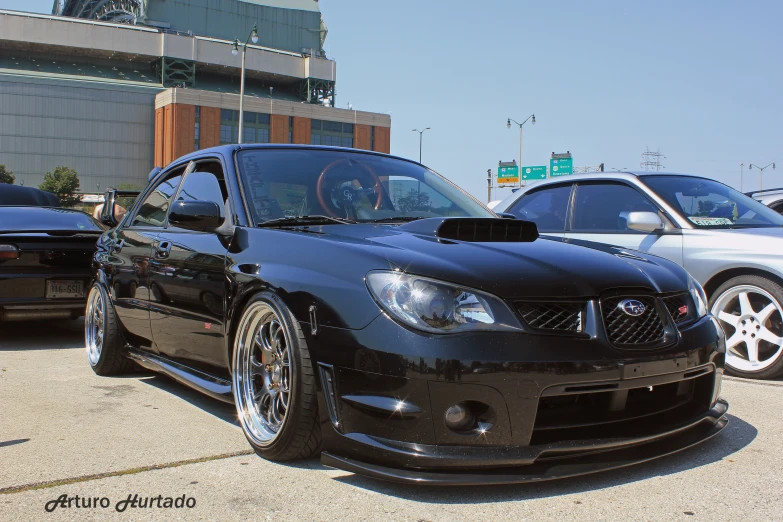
left=46, top=280, right=84, bottom=299
left=621, top=357, right=687, bottom=379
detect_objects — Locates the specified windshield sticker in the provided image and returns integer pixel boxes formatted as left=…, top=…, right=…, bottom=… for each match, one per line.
left=688, top=216, right=733, bottom=226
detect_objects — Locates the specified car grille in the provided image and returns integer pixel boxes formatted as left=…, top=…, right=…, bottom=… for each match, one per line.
left=662, top=293, right=694, bottom=325
left=601, top=296, right=665, bottom=347
left=516, top=302, right=584, bottom=333
left=531, top=372, right=714, bottom=446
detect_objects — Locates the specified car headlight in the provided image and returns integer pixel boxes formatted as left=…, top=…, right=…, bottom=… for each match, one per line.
left=365, top=271, right=521, bottom=334
left=688, top=275, right=708, bottom=318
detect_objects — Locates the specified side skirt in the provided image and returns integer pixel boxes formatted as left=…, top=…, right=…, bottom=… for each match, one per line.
left=128, top=348, right=234, bottom=404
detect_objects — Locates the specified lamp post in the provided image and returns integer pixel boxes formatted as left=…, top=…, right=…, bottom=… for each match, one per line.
left=231, top=24, right=259, bottom=144
left=507, top=114, right=535, bottom=187
left=412, top=128, right=430, bottom=163
left=748, top=162, right=776, bottom=192
left=739, top=163, right=744, bottom=192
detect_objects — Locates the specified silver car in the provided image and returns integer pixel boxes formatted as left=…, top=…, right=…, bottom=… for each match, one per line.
left=747, top=188, right=783, bottom=214
left=494, top=172, right=783, bottom=379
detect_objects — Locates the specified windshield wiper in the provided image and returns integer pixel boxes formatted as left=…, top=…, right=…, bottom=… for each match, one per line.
left=256, top=215, right=354, bottom=228
left=361, top=216, right=427, bottom=223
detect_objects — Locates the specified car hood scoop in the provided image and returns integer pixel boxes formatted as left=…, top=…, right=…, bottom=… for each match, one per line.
left=397, top=217, right=539, bottom=243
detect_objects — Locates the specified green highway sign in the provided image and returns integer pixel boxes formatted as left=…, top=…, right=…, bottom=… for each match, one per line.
left=550, top=157, right=573, bottom=177
left=521, top=166, right=547, bottom=180
left=497, top=165, right=519, bottom=185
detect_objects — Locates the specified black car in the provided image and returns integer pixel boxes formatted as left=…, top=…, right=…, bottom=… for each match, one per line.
left=0, top=204, right=103, bottom=321
left=88, top=145, right=728, bottom=485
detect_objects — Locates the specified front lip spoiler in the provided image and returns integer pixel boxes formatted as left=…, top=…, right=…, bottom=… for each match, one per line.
left=321, top=399, right=728, bottom=486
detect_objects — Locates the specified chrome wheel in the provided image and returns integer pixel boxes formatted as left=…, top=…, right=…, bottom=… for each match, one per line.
left=712, top=285, right=783, bottom=372
left=233, top=302, right=292, bottom=446
left=85, top=287, right=105, bottom=366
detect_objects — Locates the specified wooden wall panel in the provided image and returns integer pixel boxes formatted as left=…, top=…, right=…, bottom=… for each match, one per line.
left=292, top=116, right=311, bottom=144
left=163, top=105, right=173, bottom=166
left=154, top=108, right=164, bottom=167
left=172, top=104, right=196, bottom=160
left=200, top=106, right=221, bottom=149
left=373, top=126, right=391, bottom=154
left=270, top=114, right=289, bottom=143
left=354, top=124, right=371, bottom=150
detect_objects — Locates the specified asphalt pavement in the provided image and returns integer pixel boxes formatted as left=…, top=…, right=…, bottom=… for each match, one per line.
left=1, top=319, right=781, bottom=521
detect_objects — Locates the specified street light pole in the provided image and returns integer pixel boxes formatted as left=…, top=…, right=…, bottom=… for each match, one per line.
left=231, top=24, right=259, bottom=144
left=507, top=114, right=535, bottom=187
left=748, top=162, right=776, bottom=192
left=740, top=163, right=744, bottom=192
left=412, top=128, right=430, bottom=163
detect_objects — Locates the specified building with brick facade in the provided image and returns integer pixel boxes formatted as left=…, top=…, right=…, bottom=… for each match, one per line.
left=0, top=1, right=391, bottom=191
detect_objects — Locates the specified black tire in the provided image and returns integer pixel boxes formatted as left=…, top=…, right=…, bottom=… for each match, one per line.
left=85, top=283, right=133, bottom=376
left=232, top=291, right=321, bottom=461
left=709, top=275, right=783, bottom=379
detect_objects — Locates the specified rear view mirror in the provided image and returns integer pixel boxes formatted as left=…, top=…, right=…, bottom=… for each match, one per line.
left=624, top=211, right=664, bottom=233
left=168, top=201, right=222, bottom=232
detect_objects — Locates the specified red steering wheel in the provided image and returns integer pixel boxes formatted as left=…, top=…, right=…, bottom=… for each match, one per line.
left=316, top=158, right=384, bottom=218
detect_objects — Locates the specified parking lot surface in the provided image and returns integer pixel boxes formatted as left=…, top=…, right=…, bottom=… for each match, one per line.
left=1, top=320, right=781, bottom=521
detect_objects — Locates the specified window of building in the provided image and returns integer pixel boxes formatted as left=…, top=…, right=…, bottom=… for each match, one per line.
left=288, top=116, right=293, bottom=144
left=194, top=106, right=201, bottom=151
left=220, top=110, right=270, bottom=145
left=311, top=119, right=354, bottom=148
left=370, top=127, right=375, bottom=150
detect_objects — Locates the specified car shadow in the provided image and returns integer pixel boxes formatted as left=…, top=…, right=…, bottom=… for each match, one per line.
left=329, top=414, right=756, bottom=502
left=0, top=319, right=85, bottom=351
left=129, top=372, right=240, bottom=426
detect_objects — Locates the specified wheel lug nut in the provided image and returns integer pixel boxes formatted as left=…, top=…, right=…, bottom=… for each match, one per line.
left=742, top=331, right=746, bottom=335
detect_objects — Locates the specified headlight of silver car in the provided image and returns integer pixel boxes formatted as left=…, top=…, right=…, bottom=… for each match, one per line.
left=366, top=271, right=522, bottom=334
left=688, top=275, right=709, bottom=318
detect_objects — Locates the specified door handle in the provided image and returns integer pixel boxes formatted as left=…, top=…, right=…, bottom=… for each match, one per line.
left=155, top=241, right=172, bottom=259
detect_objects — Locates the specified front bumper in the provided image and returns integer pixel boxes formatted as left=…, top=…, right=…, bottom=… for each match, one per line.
left=308, top=312, right=728, bottom=485
left=322, top=398, right=728, bottom=485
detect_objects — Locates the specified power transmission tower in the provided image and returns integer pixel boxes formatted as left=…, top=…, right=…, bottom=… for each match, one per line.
left=640, top=147, right=666, bottom=171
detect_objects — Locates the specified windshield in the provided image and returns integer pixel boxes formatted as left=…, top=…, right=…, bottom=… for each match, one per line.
left=236, top=149, right=493, bottom=224
left=642, top=175, right=783, bottom=228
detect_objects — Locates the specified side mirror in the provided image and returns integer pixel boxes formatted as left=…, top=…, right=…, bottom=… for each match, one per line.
left=496, top=212, right=517, bottom=220
left=169, top=201, right=222, bottom=232
left=100, top=189, right=136, bottom=227
left=624, top=211, right=664, bottom=233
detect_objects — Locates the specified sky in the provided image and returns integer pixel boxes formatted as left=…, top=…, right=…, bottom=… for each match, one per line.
left=3, top=0, right=782, bottom=202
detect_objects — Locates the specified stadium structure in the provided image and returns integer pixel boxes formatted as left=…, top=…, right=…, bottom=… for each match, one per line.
left=0, top=1, right=391, bottom=190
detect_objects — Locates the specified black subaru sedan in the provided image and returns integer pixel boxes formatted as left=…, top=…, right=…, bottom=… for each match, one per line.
left=88, top=145, right=728, bottom=485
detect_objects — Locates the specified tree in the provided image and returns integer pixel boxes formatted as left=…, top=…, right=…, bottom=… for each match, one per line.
left=0, top=165, right=14, bottom=185
left=396, top=188, right=431, bottom=213
left=40, top=166, right=81, bottom=207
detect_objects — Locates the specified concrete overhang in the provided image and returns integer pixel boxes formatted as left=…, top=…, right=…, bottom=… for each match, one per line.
left=0, top=9, right=336, bottom=82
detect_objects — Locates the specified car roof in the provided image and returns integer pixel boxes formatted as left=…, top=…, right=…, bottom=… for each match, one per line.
left=172, top=144, right=417, bottom=167
left=494, top=171, right=720, bottom=210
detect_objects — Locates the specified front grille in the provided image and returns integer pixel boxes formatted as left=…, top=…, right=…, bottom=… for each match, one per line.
left=531, top=373, right=714, bottom=445
left=662, top=293, right=695, bottom=325
left=517, top=302, right=583, bottom=333
left=601, top=296, right=665, bottom=346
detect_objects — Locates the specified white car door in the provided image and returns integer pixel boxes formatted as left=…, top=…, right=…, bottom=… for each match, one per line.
left=564, top=181, right=684, bottom=265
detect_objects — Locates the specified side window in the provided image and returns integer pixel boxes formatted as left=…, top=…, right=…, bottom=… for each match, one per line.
left=571, top=183, right=658, bottom=232
left=170, top=164, right=229, bottom=228
left=508, top=185, right=572, bottom=232
left=130, top=171, right=185, bottom=227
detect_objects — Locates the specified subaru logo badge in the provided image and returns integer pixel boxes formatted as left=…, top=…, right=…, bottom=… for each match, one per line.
left=619, top=299, right=646, bottom=316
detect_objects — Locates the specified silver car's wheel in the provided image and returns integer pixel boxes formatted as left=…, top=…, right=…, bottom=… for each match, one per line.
left=85, top=286, right=105, bottom=366
left=712, top=284, right=783, bottom=374
left=234, top=301, right=291, bottom=446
